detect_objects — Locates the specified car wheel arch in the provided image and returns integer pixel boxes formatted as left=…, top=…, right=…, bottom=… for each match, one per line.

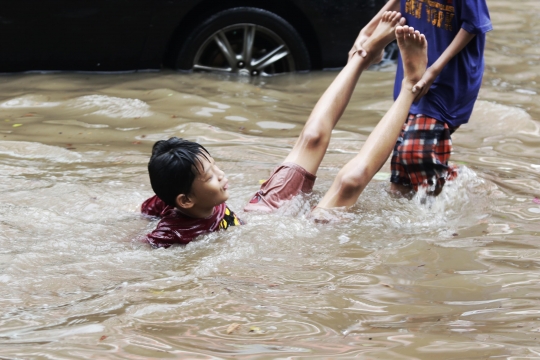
left=163, top=0, right=322, bottom=70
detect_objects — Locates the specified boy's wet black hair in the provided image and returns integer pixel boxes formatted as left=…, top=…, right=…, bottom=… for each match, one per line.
left=148, top=137, right=210, bottom=207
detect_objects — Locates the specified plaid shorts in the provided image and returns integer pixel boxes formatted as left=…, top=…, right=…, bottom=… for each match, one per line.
left=390, top=114, right=458, bottom=190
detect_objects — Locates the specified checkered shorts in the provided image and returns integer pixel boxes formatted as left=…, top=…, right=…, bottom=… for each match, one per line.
left=390, top=114, right=458, bottom=190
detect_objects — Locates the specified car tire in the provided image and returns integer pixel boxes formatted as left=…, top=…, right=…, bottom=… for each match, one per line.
left=175, top=7, right=311, bottom=76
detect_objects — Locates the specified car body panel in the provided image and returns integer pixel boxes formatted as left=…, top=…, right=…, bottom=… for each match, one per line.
left=1, top=0, right=154, bottom=71
left=283, top=0, right=384, bottom=68
left=0, top=0, right=385, bottom=72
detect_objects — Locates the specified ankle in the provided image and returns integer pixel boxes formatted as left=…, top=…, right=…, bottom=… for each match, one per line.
left=401, top=78, right=417, bottom=92
left=362, top=40, right=382, bottom=57
left=360, top=45, right=383, bottom=65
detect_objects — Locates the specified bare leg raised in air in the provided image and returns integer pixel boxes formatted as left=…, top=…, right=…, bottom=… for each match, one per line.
left=314, top=25, right=428, bottom=211
left=245, top=13, right=409, bottom=213
left=283, top=11, right=405, bottom=175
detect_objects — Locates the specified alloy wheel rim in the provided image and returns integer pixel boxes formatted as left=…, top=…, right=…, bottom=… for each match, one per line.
left=193, top=24, right=296, bottom=76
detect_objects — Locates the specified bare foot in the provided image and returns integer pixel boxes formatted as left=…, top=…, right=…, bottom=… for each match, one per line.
left=362, top=11, right=406, bottom=63
left=395, top=25, right=428, bottom=92
left=309, top=207, right=346, bottom=224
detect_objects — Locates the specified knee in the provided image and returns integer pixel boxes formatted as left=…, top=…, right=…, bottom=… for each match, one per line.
left=335, top=168, right=369, bottom=197
left=298, top=127, right=329, bottom=149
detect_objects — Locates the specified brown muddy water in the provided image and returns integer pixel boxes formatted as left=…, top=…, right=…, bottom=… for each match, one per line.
left=1, top=2, right=540, bottom=359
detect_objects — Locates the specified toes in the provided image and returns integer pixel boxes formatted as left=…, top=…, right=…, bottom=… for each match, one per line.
left=384, top=11, right=400, bottom=23
left=392, top=12, right=403, bottom=25
left=402, top=25, right=414, bottom=36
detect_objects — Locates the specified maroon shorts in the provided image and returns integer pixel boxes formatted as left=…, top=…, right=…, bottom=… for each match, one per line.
left=243, top=162, right=316, bottom=213
left=390, top=114, right=458, bottom=190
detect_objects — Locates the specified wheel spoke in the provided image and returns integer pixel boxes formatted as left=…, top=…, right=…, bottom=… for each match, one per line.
left=252, top=45, right=289, bottom=70
left=192, top=23, right=298, bottom=75
left=213, top=30, right=237, bottom=69
left=193, top=64, right=233, bottom=73
left=242, top=25, right=256, bottom=64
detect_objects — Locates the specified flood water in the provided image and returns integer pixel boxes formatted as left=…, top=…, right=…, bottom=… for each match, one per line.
left=1, top=1, right=540, bottom=358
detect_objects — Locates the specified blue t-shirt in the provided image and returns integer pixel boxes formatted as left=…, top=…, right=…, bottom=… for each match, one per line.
left=393, top=0, right=492, bottom=127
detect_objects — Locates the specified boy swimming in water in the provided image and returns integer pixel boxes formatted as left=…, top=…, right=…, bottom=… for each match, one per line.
left=142, top=13, right=428, bottom=247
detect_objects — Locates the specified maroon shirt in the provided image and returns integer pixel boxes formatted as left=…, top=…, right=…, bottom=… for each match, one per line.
left=141, top=195, right=242, bottom=248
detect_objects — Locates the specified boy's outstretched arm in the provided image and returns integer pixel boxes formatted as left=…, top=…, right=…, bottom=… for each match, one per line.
left=284, top=12, right=404, bottom=176
left=349, top=0, right=401, bottom=59
left=315, top=26, right=428, bottom=210
left=411, top=29, right=476, bottom=100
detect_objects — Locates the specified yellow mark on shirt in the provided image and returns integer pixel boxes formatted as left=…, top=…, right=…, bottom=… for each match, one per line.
left=405, top=0, right=455, bottom=31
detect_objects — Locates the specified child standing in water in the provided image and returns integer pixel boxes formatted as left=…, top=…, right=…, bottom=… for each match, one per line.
left=351, top=0, right=492, bottom=196
left=142, top=13, right=430, bottom=247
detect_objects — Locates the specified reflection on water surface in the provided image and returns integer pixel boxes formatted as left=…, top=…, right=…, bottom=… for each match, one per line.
left=1, top=1, right=540, bottom=358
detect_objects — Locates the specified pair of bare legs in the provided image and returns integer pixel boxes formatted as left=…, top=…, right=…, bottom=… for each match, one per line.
left=280, top=11, right=428, bottom=212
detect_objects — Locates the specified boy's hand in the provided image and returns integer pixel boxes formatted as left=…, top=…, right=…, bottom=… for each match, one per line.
left=348, top=32, right=369, bottom=60
left=348, top=0, right=400, bottom=62
left=348, top=32, right=384, bottom=63
left=412, top=67, right=437, bottom=101
left=412, top=29, right=475, bottom=101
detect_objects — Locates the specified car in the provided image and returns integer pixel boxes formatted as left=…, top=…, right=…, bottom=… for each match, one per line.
left=1, top=0, right=387, bottom=75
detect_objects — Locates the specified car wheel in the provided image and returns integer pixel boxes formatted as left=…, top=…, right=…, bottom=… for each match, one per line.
left=175, top=7, right=311, bottom=76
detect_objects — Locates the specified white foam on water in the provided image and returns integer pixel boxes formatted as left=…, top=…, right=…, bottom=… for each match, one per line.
left=209, top=101, right=231, bottom=110
left=256, top=121, right=296, bottom=129
left=0, top=95, right=61, bottom=108
left=456, top=100, right=539, bottom=144
left=515, top=89, right=536, bottom=95
left=43, top=120, right=109, bottom=128
left=70, top=95, right=153, bottom=118
left=195, top=107, right=225, bottom=117
left=392, top=167, right=491, bottom=236
left=306, top=166, right=493, bottom=250
left=225, top=116, right=249, bottom=122
left=4, top=324, right=105, bottom=341
left=0, top=141, right=82, bottom=162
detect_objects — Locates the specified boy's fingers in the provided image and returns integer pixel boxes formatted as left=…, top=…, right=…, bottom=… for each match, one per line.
left=412, top=80, right=426, bottom=94
left=349, top=49, right=367, bottom=59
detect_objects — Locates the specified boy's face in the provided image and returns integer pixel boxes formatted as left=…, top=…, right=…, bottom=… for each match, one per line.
left=188, top=156, right=229, bottom=210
